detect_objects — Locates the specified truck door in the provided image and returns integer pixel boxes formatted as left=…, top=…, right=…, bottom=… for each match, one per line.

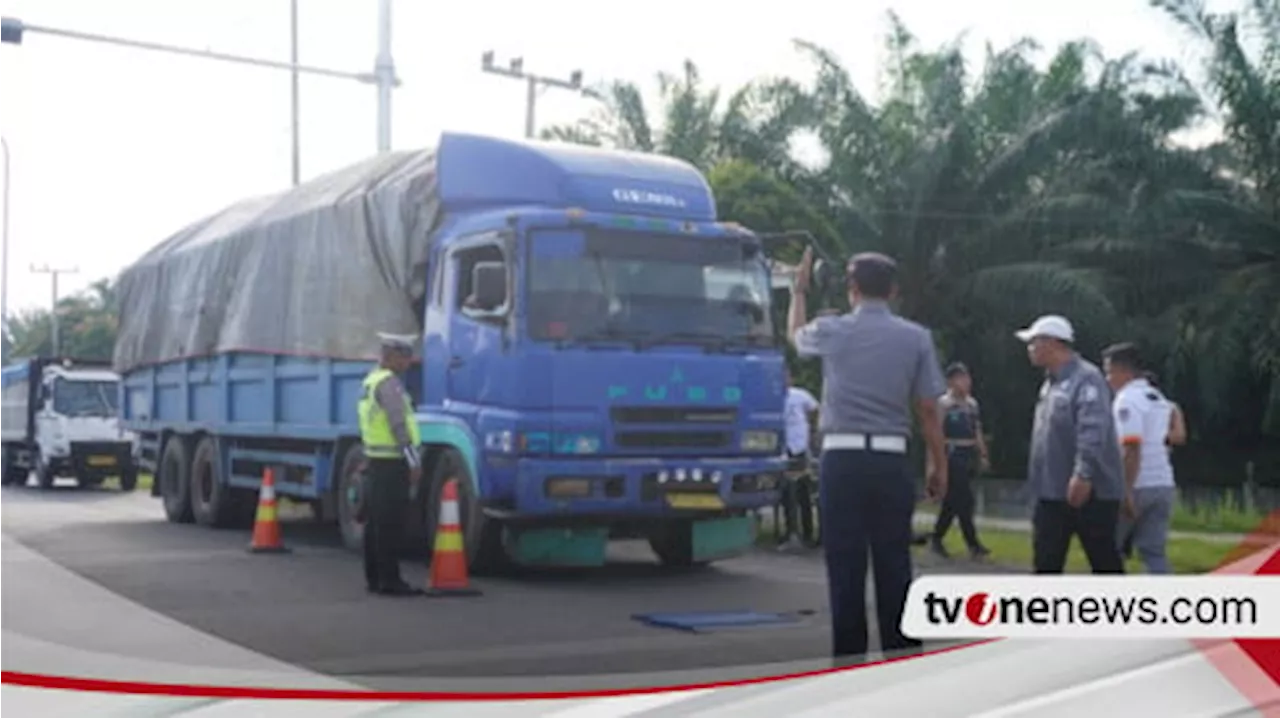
left=439, top=233, right=517, bottom=424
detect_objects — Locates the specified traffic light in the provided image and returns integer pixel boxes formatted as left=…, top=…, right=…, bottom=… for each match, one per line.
left=1, top=17, right=25, bottom=45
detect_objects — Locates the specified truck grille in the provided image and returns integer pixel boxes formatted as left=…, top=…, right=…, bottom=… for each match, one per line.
left=610, top=406, right=738, bottom=424
left=614, top=431, right=731, bottom=450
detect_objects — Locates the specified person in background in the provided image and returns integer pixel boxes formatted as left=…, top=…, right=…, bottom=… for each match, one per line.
left=1106, top=347, right=1178, bottom=574
left=1017, top=315, right=1125, bottom=574
left=929, top=362, right=992, bottom=560
left=779, top=370, right=820, bottom=549
left=789, top=246, right=948, bottom=661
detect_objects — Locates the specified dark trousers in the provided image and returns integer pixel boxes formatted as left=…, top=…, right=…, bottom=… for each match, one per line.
left=819, top=448, right=919, bottom=659
left=932, top=452, right=982, bottom=549
left=1033, top=497, right=1125, bottom=574
left=363, top=457, right=410, bottom=590
left=780, top=452, right=816, bottom=542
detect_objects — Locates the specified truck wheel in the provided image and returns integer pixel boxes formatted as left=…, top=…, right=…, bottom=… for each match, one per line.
left=1, top=446, right=19, bottom=486
left=159, top=437, right=195, bottom=523
left=425, top=448, right=506, bottom=575
left=189, top=437, right=237, bottom=528
left=335, top=443, right=366, bottom=552
left=648, top=520, right=709, bottom=569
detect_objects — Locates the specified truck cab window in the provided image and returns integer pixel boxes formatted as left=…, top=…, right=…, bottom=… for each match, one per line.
left=454, top=244, right=507, bottom=320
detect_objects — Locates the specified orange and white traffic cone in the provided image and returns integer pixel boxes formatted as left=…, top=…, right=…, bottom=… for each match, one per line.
left=425, top=479, right=481, bottom=597
left=248, top=468, right=290, bottom=554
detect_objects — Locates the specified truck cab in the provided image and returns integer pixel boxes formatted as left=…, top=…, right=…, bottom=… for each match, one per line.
left=1, top=358, right=139, bottom=490
left=415, top=135, right=787, bottom=568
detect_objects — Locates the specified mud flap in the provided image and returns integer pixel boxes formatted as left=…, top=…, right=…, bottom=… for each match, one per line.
left=691, top=516, right=754, bottom=563
left=506, top=526, right=609, bottom=567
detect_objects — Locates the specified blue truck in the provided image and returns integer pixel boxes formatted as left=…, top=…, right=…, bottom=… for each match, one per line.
left=113, top=132, right=788, bottom=572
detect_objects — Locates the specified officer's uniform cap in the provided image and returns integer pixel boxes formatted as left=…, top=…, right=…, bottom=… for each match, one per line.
left=377, top=332, right=417, bottom=353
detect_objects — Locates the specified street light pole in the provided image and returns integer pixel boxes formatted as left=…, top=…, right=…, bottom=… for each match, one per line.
left=1, top=11, right=401, bottom=162
left=30, top=264, right=77, bottom=357
left=1, top=136, right=10, bottom=337
left=289, top=0, right=300, bottom=186
left=481, top=52, right=589, bottom=138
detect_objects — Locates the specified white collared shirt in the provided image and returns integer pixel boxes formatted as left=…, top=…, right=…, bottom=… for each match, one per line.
left=784, top=386, right=819, bottom=454
left=1112, top=378, right=1175, bottom=489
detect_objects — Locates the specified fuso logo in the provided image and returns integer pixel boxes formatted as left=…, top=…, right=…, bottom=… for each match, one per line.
left=965, top=592, right=998, bottom=625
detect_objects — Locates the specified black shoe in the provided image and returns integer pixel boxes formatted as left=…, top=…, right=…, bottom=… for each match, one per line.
left=969, top=545, right=991, bottom=560
left=377, top=582, right=424, bottom=597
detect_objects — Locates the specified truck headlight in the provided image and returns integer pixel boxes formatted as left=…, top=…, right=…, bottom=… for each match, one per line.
left=740, top=431, right=779, bottom=453
left=484, top=430, right=516, bottom=454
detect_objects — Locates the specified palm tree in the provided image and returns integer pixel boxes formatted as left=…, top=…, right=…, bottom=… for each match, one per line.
left=541, top=59, right=815, bottom=180
left=1152, top=0, right=1280, bottom=438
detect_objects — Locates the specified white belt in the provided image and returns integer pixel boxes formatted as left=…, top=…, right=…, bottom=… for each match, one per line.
left=822, top=433, right=908, bottom=454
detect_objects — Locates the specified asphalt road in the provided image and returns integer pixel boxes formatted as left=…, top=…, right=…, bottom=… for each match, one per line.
left=1, top=477, right=1006, bottom=691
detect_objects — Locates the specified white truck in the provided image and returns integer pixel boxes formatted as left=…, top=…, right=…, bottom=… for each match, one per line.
left=1, top=357, right=138, bottom=490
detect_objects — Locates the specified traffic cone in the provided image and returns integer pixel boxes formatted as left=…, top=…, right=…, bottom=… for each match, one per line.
left=425, top=479, right=481, bottom=597
left=248, top=468, right=291, bottom=554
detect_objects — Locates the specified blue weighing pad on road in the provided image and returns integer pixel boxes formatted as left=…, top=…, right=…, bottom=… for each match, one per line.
left=633, top=610, right=800, bottom=633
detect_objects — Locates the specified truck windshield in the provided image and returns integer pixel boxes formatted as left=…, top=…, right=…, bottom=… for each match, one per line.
left=527, top=228, right=774, bottom=347
left=53, top=379, right=119, bottom=418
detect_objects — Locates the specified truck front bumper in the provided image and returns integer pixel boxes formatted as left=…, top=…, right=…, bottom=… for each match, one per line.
left=486, top=455, right=785, bottom=522
left=67, top=442, right=134, bottom=479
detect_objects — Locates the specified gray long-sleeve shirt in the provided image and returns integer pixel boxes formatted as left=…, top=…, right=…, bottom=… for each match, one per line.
left=373, top=374, right=420, bottom=469
left=1027, top=355, right=1124, bottom=501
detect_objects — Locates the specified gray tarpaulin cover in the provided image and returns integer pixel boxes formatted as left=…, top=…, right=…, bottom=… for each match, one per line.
left=112, top=149, right=441, bottom=373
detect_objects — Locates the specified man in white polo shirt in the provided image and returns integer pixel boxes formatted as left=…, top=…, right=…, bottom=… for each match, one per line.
left=1102, top=342, right=1177, bottom=574
left=778, top=370, right=820, bottom=548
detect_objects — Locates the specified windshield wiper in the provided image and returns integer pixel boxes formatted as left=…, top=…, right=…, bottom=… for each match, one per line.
left=555, top=323, right=643, bottom=350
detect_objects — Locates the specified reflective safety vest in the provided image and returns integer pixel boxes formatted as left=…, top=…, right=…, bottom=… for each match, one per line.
left=358, top=368, right=421, bottom=459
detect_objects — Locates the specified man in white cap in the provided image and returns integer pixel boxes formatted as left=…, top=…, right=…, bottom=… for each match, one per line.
left=1017, top=315, right=1125, bottom=574
left=356, top=332, right=425, bottom=596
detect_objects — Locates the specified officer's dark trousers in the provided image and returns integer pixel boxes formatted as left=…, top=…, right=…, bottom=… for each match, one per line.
left=1033, top=497, right=1125, bottom=574
left=364, top=458, right=410, bottom=590
left=781, top=451, right=815, bottom=543
left=933, top=451, right=980, bottom=549
left=819, top=448, right=919, bottom=659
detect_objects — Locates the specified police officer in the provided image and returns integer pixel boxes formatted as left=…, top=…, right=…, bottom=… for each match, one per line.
left=789, top=247, right=949, bottom=661
left=1017, top=315, right=1125, bottom=574
left=358, top=332, right=425, bottom=597
left=929, top=362, right=992, bottom=560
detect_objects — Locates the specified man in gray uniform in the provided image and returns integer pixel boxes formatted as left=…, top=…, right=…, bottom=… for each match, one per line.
left=1016, top=315, right=1125, bottom=574
left=790, top=247, right=948, bottom=660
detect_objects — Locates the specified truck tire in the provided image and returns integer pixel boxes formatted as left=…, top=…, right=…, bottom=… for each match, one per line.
left=1, top=446, right=20, bottom=486
left=335, top=443, right=366, bottom=552
left=119, top=467, right=138, bottom=492
left=425, top=448, right=506, bottom=575
left=648, top=520, right=710, bottom=569
left=159, top=437, right=195, bottom=523
left=189, top=437, right=237, bottom=528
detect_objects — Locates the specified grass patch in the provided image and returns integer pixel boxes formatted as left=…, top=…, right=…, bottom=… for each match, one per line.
left=1169, top=494, right=1270, bottom=535
left=930, top=526, right=1250, bottom=575
left=100, top=473, right=154, bottom=491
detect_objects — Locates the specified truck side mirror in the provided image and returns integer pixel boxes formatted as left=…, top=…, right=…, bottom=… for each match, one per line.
left=472, top=261, right=507, bottom=311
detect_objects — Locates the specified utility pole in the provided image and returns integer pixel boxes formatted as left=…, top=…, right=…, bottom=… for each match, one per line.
left=289, top=0, right=301, bottom=186
left=2, top=8, right=400, bottom=175
left=30, top=264, right=77, bottom=357
left=480, top=52, right=588, bottom=138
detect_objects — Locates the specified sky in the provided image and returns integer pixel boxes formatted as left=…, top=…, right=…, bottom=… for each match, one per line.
left=0, top=0, right=1238, bottom=316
